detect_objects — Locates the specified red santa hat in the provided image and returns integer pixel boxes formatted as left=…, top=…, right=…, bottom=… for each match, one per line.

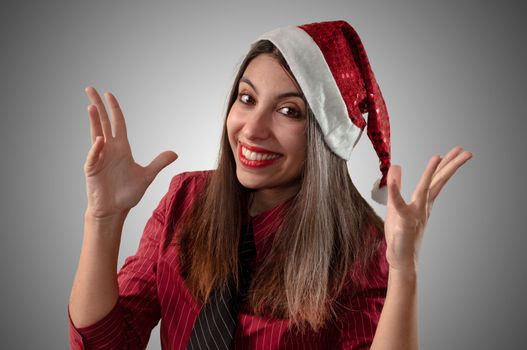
left=253, top=20, right=391, bottom=205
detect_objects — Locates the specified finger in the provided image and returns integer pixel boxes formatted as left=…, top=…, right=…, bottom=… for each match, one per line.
left=87, top=105, right=103, bottom=144
left=387, top=165, right=407, bottom=210
left=426, top=199, right=435, bottom=219
left=104, top=92, right=128, bottom=141
left=430, top=146, right=468, bottom=192
left=85, top=86, right=113, bottom=140
left=411, top=155, right=442, bottom=207
left=84, top=136, right=105, bottom=172
left=429, top=147, right=463, bottom=192
left=429, top=150, right=473, bottom=200
left=145, top=151, right=179, bottom=184
left=435, top=146, right=464, bottom=174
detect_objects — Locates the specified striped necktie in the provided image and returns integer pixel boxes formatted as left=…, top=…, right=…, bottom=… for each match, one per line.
left=186, top=222, right=256, bottom=349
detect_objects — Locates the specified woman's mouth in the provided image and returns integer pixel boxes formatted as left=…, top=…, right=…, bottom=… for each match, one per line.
left=238, top=144, right=282, bottom=168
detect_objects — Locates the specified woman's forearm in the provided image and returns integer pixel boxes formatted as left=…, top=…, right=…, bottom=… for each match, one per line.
left=370, top=268, right=418, bottom=350
left=68, top=210, right=127, bottom=328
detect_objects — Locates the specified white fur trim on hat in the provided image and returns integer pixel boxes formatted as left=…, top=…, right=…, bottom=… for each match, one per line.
left=254, top=25, right=364, bottom=160
left=371, top=178, right=388, bottom=205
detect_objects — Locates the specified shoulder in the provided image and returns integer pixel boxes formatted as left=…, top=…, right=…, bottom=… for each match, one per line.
left=150, top=170, right=215, bottom=220
left=166, top=169, right=214, bottom=195
left=160, top=169, right=214, bottom=218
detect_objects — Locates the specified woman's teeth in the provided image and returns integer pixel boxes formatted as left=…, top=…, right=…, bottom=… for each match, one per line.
left=242, top=147, right=280, bottom=161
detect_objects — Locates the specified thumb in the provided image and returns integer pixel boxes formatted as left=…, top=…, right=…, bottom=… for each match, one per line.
left=84, top=136, right=104, bottom=174
left=387, top=165, right=406, bottom=209
left=145, top=151, right=178, bottom=183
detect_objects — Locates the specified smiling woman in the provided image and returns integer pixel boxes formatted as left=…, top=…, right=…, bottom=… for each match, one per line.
left=227, top=54, right=308, bottom=210
left=68, top=20, right=472, bottom=349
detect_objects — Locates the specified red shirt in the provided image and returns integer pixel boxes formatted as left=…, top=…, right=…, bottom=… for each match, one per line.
left=68, top=170, right=388, bottom=349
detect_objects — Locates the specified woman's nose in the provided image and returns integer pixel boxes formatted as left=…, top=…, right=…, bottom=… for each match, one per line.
left=241, top=108, right=271, bottom=140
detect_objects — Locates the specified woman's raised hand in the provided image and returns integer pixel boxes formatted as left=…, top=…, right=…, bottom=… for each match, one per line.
left=383, top=146, right=473, bottom=274
left=83, top=87, right=178, bottom=219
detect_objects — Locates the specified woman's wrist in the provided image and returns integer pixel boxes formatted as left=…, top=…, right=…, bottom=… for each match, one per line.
left=83, top=209, right=129, bottom=245
left=388, top=266, right=418, bottom=283
left=84, top=208, right=129, bottom=226
left=388, top=265, right=417, bottom=280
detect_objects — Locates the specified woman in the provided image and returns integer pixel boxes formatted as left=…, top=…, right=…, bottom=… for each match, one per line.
left=68, top=20, right=472, bottom=349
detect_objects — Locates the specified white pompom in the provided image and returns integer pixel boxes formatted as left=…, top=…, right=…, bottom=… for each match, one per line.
left=371, top=177, right=388, bottom=205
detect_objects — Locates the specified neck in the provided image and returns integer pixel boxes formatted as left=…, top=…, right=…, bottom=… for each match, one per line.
left=249, top=183, right=300, bottom=217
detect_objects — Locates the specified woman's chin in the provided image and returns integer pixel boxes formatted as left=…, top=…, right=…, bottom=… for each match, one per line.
left=236, top=176, right=264, bottom=190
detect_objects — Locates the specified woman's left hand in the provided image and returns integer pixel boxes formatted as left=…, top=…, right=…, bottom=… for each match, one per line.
left=384, top=146, right=473, bottom=274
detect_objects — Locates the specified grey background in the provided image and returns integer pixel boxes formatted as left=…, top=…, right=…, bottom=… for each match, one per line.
left=1, top=0, right=524, bottom=348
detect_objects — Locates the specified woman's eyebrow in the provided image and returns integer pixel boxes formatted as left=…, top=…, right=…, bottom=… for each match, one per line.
left=240, top=77, right=304, bottom=100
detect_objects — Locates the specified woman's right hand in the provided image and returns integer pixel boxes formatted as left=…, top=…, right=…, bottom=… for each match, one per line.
left=83, top=86, right=178, bottom=219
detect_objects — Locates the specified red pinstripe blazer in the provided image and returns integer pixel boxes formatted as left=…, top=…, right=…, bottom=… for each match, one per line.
left=68, top=170, right=388, bottom=349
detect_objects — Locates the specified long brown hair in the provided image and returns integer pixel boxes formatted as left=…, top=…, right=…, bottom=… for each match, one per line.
left=174, top=40, right=385, bottom=331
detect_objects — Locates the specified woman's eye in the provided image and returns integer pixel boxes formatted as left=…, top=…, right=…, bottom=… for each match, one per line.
left=279, top=106, right=301, bottom=118
left=238, top=93, right=254, bottom=105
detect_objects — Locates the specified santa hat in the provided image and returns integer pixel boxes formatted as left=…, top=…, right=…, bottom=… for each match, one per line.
left=252, top=20, right=391, bottom=205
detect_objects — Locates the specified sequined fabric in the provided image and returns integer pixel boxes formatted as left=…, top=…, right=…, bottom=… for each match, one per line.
left=299, top=21, right=391, bottom=188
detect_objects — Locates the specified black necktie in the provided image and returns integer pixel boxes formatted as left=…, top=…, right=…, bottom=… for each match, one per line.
left=186, top=222, right=256, bottom=349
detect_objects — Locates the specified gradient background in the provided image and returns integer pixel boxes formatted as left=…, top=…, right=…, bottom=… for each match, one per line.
left=1, top=0, right=525, bottom=348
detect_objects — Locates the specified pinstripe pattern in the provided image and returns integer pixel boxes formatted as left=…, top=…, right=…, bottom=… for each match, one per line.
left=68, top=170, right=388, bottom=349
left=186, top=223, right=256, bottom=349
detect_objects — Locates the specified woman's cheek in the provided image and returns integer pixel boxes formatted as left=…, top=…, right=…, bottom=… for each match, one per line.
left=227, top=111, right=246, bottom=136
left=279, top=125, right=307, bottom=151
left=226, top=113, right=237, bottom=136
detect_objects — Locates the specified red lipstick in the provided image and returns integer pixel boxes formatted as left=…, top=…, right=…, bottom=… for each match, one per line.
left=238, top=143, right=282, bottom=169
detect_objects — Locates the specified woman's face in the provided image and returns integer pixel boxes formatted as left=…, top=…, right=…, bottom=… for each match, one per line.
left=227, top=53, right=307, bottom=196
